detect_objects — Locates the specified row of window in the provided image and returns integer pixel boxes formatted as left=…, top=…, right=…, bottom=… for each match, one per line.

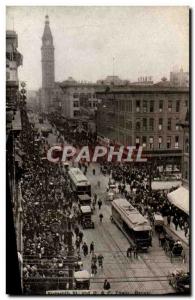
left=101, top=125, right=181, bottom=150
left=115, top=99, right=187, bottom=113
left=89, top=102, right=97, bottom=108
left=135, top=100, right=181, bottom=113
left=135, top=135, right=180, bottom=149
left=73, top=92, right=96, bottom=99
left=73, top=101, right=79, bottom=107
left=135, top=118, right=180, bottom=131
left=73, top=101, right=97, bottom=108
left=117, top=117, right=180, bottom=131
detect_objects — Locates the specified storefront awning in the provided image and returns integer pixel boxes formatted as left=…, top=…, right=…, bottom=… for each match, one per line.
left=167, top=186, right=189, bottom=215
left=152, top=181, right=181, bottom=191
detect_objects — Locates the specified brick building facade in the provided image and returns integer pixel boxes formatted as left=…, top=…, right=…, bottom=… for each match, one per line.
left=96, top=85, right=189, bottom=170
left=60, top=79, right=98, bottom=119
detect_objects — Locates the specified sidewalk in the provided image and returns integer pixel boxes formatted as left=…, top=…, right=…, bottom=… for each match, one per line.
left=163, top=217, right=189, bottom=246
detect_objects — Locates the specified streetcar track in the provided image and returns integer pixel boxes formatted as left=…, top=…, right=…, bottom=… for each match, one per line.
left=102, top=205, right=175, bottom=293
left=100, top=215, right=145, bottom=291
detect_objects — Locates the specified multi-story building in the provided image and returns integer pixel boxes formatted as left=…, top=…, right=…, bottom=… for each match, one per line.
left=60, top=78, right=98, bottom=119
left=170, top=68, right=189, bottom=87
left=41, top=15, right=55, bottom=112
left=51, top=82, right=64, bottom=114
left=6, top=30, right=23, bottom=134
left=96, top=85, right=189, bottom=171
left=6, top=29, right=23, bottom=197
left=6, top=30, right=24, bottom=292
left=181, top=110, right=190, bottom=187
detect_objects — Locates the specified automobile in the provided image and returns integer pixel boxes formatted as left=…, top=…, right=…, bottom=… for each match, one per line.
left=74, top=270, right=90, bottom=290
left=80, top=206, right=95, bottom=229
left=153, top=213, right=164, bottom=233
left=107, top=183, right=118, bottom=193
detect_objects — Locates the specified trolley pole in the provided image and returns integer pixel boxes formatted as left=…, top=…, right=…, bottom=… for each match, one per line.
left=67, top=215, right=74, bottom=289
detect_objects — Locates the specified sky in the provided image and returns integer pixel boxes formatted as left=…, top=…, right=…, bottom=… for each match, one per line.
left=6, top=6, right=189, bottom=90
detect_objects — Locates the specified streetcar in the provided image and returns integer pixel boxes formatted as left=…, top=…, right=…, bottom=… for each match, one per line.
left=68, top=168, right=91, bottom=196
left=111, top=198, right=152, bottom=251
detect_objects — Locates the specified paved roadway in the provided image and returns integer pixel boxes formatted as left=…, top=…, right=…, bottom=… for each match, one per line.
left=34, top=115, right=189, bottom=295
left=79, top=164, right=189, bottom=294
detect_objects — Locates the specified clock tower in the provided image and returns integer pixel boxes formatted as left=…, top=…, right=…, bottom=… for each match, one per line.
left=41, top=15, right=55, bottom=111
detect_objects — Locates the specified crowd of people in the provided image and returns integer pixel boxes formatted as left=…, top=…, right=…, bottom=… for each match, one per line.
left=19, top=114, right=112, bottom=294
left=51, top=115, right=190, bottom=241
left=99, top=162, right=189, bottom=238
left=18, top=112, right=189, bottom=293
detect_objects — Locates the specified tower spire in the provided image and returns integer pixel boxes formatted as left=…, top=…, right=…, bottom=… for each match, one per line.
left=41, top=15, right=55, bottom=112
left=45, top=15, right=49, bottom=24
left=42, top=15, right=53, bottom=42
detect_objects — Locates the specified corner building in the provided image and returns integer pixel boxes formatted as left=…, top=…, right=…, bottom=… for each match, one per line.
left=96, top=85, right=189, bottom=171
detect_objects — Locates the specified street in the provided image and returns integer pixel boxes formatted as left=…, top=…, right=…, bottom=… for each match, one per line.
left=42, top=117, right=189, bottom=294
left=6, top=8, right=190, bottom=296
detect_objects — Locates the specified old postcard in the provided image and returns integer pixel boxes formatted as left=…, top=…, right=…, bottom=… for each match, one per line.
left=6, top=6, right=190, bottom=295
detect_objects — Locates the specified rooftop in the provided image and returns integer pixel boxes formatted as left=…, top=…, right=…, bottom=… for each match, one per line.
left=96, top=85, right=189, bottom=94
left=6, top=30, right=17, bottom=37
left=112, top=198, right=149, bottom=226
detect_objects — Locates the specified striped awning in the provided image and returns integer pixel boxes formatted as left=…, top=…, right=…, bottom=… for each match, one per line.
left=167, top=186, right=189, bottom=215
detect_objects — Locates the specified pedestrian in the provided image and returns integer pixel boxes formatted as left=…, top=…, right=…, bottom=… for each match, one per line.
left=75, top=237, right=81, bottom=252
left=133, top=245, right=138, bottom=258
left=103, top=279, right=111, bottom=290
left=184, top=226, right=188, bottom=237
left=126, top=246, right=132, bottom=258
left=98, top=199, right=102, bottom=210
left=94, top=193, right=97, bottom=204
left=159, top=232, right=165, bottom=247
left=90, top=241, right=94, bottom=254
left=82, top=242, right=88, bottom=256
left=97, top=254, right=104, bottom=268
left=74, top=226, right=79, bottom=237
left=91, top=253, right=97, bottom=264
left=93, top=168, right=96, bottom=175
left=99, top=213, right=103, bottom=223
left=174, top=219, right=179, bottom=231
left=79, top=230, right=83, bottom=243
left=167, top=215, right=171, bottom=226
left=91, top=262, right=97, bottom=275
